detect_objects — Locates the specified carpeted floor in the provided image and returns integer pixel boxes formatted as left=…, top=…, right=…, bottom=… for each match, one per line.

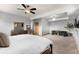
left=43, top=34, right=78, bottom=54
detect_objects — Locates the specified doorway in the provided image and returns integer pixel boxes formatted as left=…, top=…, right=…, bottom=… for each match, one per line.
left=34, top=22, right=40, bottom=35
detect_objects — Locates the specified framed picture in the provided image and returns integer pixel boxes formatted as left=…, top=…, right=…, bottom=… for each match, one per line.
left=26, top=25, right=31, bottom=29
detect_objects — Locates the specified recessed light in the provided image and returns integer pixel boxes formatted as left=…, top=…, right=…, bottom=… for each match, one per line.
left=52, top=18, right=56, bottom=21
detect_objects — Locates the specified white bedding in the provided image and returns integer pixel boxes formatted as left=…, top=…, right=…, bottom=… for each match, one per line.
left=0, top=34, right=52, bottom=54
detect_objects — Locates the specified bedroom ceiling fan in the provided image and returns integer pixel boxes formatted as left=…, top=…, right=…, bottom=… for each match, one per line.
left=17, top=4, right=37, bottom=14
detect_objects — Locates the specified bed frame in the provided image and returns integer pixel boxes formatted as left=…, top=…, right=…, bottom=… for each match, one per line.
left=41, top=44, right=53, bottom=54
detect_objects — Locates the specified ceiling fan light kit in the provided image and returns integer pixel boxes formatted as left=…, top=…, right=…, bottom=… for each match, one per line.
left=25, top=10, right=30, bottom=13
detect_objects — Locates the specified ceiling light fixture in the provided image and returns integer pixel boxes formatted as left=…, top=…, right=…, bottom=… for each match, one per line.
left=52, top=18, right=56, bottom=21
left=25, top=10, right=30, bottom=13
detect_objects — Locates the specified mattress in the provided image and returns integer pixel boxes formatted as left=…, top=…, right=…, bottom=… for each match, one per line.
left=0, top=34, right=52, bottom=54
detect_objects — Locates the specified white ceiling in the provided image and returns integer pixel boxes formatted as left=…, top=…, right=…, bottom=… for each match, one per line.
left=0, top=4, right=79, bottom=19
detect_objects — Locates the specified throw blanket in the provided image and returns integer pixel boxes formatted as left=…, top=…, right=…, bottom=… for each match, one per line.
left=0, top=32, right=9, bottom=47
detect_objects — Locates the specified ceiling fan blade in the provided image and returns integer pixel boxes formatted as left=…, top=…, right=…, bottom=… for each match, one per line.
left=30, top=11, right=35, bottom=14
left=27, top=5, right=30, bottom=7
left=30, top=8, right=36, bottom=10
left=21, top=4, right=26, bottom=8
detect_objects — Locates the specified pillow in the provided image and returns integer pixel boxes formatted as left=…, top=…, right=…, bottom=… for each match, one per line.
left=0, top=32, right=9, bottom=47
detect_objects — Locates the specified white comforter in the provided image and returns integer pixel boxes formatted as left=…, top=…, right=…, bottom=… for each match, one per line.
left=0, top=34, right=52, bottom=54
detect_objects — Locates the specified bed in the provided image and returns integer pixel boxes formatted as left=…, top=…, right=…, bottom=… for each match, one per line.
left=0, top=34, right=53, bottom=54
